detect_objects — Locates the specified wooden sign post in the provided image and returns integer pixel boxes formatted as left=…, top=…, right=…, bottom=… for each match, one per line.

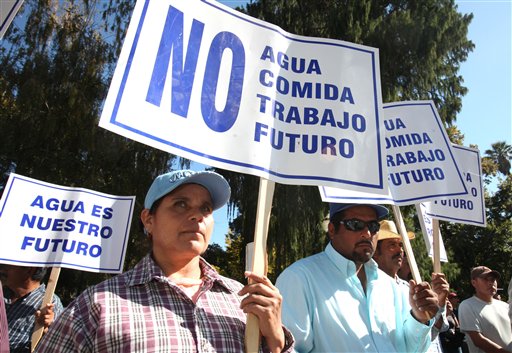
left=31, top=267, right=61, bottom=352
left=392, top=205, right=423, bottom=283
left=432, top=218, right=441, bottom=273
left=244, top=178, right=275, bottom=353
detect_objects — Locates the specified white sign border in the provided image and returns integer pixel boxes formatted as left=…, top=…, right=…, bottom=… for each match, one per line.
left=0, top=174, right=135, bottom=273
left=0, top=0, right=24, bottom=39
left=320, top=101, right=468, bottom=205
left=424, top=145, right=486, bottom=226
left=102, top=0, right=385, bottom=189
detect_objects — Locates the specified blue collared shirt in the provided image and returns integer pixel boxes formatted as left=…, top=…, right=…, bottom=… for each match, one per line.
left=276, top=243, right=432, bottom=353
left=4, top=284, right=63, bottom=353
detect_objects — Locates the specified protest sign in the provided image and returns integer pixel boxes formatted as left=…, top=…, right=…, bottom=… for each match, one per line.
left=0, top=0, right=24, bottom=39
left=319, top=101, right=468, bottom=205
left=99, top=0, right=387, bottom=192
left=422, top=145, right=486, bottom=227
left=416, top=203, right=448, bottom=262
left=0, top=173, right=135, bottom=273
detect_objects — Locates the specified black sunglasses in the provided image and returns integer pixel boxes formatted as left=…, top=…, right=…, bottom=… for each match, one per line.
left=340, top=218, right=380, bottom=234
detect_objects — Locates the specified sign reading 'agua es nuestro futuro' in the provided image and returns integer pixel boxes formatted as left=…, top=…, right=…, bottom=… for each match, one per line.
left=0, top=174, right=135, bottom=273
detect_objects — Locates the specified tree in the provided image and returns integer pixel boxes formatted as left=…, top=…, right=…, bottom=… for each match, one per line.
left=243, top=0, right=473, bottom=123
left=484, top=141, right=512, bottom=176
left=222, top=0, right=474, bottom=279
left=0, top=0, right=176, bottom=304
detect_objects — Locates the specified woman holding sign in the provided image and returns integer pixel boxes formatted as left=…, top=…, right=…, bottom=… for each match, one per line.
left=35, top=170, right=293, bottom=353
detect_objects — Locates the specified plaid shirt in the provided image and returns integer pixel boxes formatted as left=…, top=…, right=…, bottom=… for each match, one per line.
left=0, top=285, right=9, bottom=353
left=35, top=255, right=293, bottom=353
left=4, top=284, right=64, bottom=353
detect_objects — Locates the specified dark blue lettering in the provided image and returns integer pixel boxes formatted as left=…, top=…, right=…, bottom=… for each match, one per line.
left=146, top=6, right=205, bottom=117
left=201, top=31, right=245, bottom=132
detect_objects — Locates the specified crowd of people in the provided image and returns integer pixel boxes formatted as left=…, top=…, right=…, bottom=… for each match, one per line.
left=0, top=169, right=511, bottom=352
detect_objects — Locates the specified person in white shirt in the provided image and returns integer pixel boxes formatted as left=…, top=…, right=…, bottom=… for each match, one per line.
left=459, top=266, right=512, bottom=353
left=276, top=203, right=440, bottom=353
left=373, top=220, right=449, bottom=353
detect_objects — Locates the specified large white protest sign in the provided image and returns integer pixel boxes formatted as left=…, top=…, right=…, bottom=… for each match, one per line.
left=0, top=0, right=24, bottom=39
left=422, top=145, right=486, bottom=227
left=319, top=101, right=467, bottom=205
left=99, top=0, right=387, bottom=192
left=416, top=203, right=448, bottom=262
left=0, top=174, right=135, bottom=273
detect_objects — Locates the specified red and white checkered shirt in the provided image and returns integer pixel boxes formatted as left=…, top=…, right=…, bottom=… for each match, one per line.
left=35, top=254, right=293, bottom=353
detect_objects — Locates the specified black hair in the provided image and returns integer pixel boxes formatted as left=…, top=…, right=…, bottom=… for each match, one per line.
left=31, top=267, right=48, bottom=281
left=139, top=197, right=165, bottom=236
left=374, top=239, right=387, bottom=255
left=330, top=210, right=346, bottom=233
left=149, top=197, right=164, bottom=214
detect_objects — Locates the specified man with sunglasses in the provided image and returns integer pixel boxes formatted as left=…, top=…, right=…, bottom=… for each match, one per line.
left=276, top=203, right=439, bottom=353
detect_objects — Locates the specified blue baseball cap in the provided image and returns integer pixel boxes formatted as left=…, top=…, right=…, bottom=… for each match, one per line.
left=144, top=170, right=231, bottom=210
left=329, top=203, right=389, bottom=220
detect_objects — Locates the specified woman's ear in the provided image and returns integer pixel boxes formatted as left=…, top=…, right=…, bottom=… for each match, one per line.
left=140, top=209, right=153, bottom=235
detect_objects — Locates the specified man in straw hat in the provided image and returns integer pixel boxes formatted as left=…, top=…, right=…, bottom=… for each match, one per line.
left=35, top=170, right=293, bottom=353
left=276, top=203, right=440, bottom=353
left=458, top=266, right=512, bottom=353
left=373, top=220, right=450, bottom=353
left=373, top=220, right=415, bottom=282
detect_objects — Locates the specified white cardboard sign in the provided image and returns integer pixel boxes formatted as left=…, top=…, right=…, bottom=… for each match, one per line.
left=422, top=145, right=486, bottom=227
left=416, top=203, right=448, bottom=262
left=99, top=0, right=387, bottom=192
left=0, top=174, right=135, bottom=273
left=319, top=101, right=467, bottom=205
left=0, top=0, right=24, bottom=39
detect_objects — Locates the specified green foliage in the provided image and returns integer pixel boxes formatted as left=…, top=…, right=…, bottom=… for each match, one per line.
left=440, top=174, right=512, bottom=300
left=0, top=0, right=176, bottom=304
left=484, top=141, right=512, bottom=176
left=202, top=243, right=228, bottom=274
left=243, top=0, right=474, bottom=124
left=224, top=230, right=247, bottom=283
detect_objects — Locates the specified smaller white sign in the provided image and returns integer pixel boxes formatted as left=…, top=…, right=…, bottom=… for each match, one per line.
left=0, top=0, right=24, bottom=39
left=416, top=203, right=448, bottom=262
left=422, top=145, right=486, bottom=227
left=320, top=101, right=468, bottom=205
left=0, top=174, right=135, bottom=273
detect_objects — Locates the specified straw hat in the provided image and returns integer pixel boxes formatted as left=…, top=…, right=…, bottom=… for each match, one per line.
left=377, top=220, right=415, bottom=241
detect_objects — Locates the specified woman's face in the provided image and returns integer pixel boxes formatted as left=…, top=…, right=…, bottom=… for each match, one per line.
left=141, top=183, right=214, bottom=266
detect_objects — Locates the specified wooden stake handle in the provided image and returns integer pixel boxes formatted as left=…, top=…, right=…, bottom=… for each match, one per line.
left=432, top=219, right=441, bottom=273
left=392, top=205, right=422, bottom=283
left=245, top=178, right=275, bottom=353
left=31, top=267, right=61, bottom=352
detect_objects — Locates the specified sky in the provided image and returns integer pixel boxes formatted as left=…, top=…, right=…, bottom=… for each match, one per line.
left=205, top=0, right=512, bottom=248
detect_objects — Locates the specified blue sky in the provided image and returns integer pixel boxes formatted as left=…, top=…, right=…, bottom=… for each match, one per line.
left=455, top=0, right=511, bottom=152
left=208, top=0, right=512, bottom=247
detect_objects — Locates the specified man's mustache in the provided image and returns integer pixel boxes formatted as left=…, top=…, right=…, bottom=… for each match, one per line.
left=355, top=240, right=373, bottom=247
left=392, top=253, right=403, bottom=260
